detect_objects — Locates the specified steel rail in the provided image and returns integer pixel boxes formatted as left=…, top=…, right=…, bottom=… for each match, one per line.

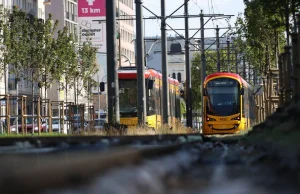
left=0, top=137, right=202, bottom=194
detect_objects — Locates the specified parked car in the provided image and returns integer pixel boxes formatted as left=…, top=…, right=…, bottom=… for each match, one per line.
left=10, top=117, right=22, bottom=133
left=52, top=117, right=68, bottom=134
left=94, top=119, right=106, bottom=130
left=10, top=116, right=43, bottom=133
left=69, top=115, right=86, bottom=131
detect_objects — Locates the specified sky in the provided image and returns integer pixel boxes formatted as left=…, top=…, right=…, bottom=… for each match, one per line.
left=94, top=0, right=245, bottom=85
left=141, top=0, right=245, bottom=38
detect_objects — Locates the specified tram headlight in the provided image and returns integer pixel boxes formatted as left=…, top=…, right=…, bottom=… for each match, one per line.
left=206, top=117, right=216, bottom=121
left=231, top=116, right=240, bottom=120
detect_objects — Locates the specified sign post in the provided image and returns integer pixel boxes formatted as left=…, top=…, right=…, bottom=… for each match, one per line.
left=78, top=0, right=106, bottom=52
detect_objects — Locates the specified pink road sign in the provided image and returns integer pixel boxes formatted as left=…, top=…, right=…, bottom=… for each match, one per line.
left=78, top=0, right=106, bottom=17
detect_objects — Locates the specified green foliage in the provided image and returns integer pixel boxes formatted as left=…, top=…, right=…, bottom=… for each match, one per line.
left=191, top=51, right=219, bottom=110
left=75, top=29, right=98, bottom=99
left=53, top=27, right=78, bottom=87
left=231, top=0, right=288, bottom=76
left=78, top=41, right=98, bottom=93
left=180, top=98, right=186, bottom=116
left=0, top=5, right=98, bottom=101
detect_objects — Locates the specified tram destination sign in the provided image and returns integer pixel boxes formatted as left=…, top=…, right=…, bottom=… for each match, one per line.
left=210, top=79, right=237, bottom=87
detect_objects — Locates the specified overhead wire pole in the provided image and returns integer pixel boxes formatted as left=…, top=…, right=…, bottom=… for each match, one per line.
left=106, top=0, right=120, bottom=123
left=161, top=0, right=169, bottom=125
left=235, top=51, right=238, bottom=74
left=136, top=0, right=146, bottom=125
left=184, top=0, right=192, bottom=128
left=216, top=25, right=221, bottom=72
left=243, top=56, right=246, bottom=79
left=200, top=10, right=206, bottom=130
left=227, top=38, right=230, bottom=72
left=118, top=0, right=122, bottom=68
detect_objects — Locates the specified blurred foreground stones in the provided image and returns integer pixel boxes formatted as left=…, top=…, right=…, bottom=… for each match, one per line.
left=246, top=101, right=300, bottom=170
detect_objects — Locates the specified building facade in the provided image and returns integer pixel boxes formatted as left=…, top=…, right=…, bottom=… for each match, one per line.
left=144, top=35, right=198, bottom=83
left=0, top=0, right=46, bottom=115
left=45, top=0, right=79, bottom=106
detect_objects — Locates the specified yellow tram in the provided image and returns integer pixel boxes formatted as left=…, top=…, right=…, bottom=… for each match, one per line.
left=117, top=66, right=184, bottom=130
left=202, top=72, right=255, bottom=135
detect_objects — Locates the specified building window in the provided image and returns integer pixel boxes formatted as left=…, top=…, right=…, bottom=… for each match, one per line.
left=177, top=73, right=182, bottom=82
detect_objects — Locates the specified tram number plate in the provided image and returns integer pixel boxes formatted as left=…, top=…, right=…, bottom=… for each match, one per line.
left=220, top=118, right=227, bottom=121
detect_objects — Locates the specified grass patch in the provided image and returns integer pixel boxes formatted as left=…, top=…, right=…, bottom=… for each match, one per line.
left=0, top=122, right=196, bottom=137
left=0, top=132, right=69, bottom=138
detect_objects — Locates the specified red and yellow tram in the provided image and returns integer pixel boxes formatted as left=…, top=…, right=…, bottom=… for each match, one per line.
left=202, top=72, right=255, bottom=135
left=117, top=66, right=183, bottom=130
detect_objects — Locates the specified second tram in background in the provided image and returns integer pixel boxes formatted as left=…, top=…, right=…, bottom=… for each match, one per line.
left=202, top=72, right=256, bottom=135
left=100, top=66, right=185, bottom=131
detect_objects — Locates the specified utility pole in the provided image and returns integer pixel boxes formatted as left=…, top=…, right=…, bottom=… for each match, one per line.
left=243, top=56, right=246, bottom=79
left=227, top=37, right=230, bottom=72
left=185, top=0, right=192, bottom=127
left=216, top=25, right=221, bottom=72
left=118, top=0, right=122, bottom=68
left=136, top=0, right=146, bottom=125
left=161, top=0, right=169, bottom=125
left=106, top=0, right=120, bottom=123
left=97, top=75, right=101, bottom=119
left=278, top=54, right=284, bottom=105
left=285, top=0, right=290, bottom=46
left=291, top=33, right=299, bottom=101
left=248, top=63, right=251, bottom=83
left=235, top=51, right=238, bottom=74
left=200, top=11, right=206, bottom=128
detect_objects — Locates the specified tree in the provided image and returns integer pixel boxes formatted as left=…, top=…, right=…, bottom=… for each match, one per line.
left=0, top=6, right=72, bottom=89
left=0, top=5, right=99, bottom=105
left=52, top=26, right=78, bottom=89
left=0, top=6, right=32, bottom=83
left=75, top=30, right=98, bottom=100
left=191, top=51, right=219, bottom=110
left=231, top=1, right=286, bottom=77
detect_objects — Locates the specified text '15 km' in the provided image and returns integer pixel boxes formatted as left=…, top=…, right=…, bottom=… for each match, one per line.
left=81, top=8, right=101, bottom=14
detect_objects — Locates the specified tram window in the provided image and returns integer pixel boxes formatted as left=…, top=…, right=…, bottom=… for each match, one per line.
left=147, top=79, right=154, bottom=89
left=205, top=78, right=240, bottom=116
left=119, top=79, right=136, bottom=89
left=148, top=89, right=156, bottom=116
left=119, top=80, right=138, bottom=115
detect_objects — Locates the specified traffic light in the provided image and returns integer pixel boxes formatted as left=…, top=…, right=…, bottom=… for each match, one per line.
left=100, top=82, right=105, bottom=92
left=180, top=90, right=185, bottom=99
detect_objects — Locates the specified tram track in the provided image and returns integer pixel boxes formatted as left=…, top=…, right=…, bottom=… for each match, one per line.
left=0, top=134, right=202, bottom=194
left=0, top=133, right=299, bottom=194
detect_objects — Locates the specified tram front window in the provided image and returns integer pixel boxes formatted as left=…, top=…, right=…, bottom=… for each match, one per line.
left=206, top=78, right=240, bottom=116
left=119, top=79, right=137, bottom=117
